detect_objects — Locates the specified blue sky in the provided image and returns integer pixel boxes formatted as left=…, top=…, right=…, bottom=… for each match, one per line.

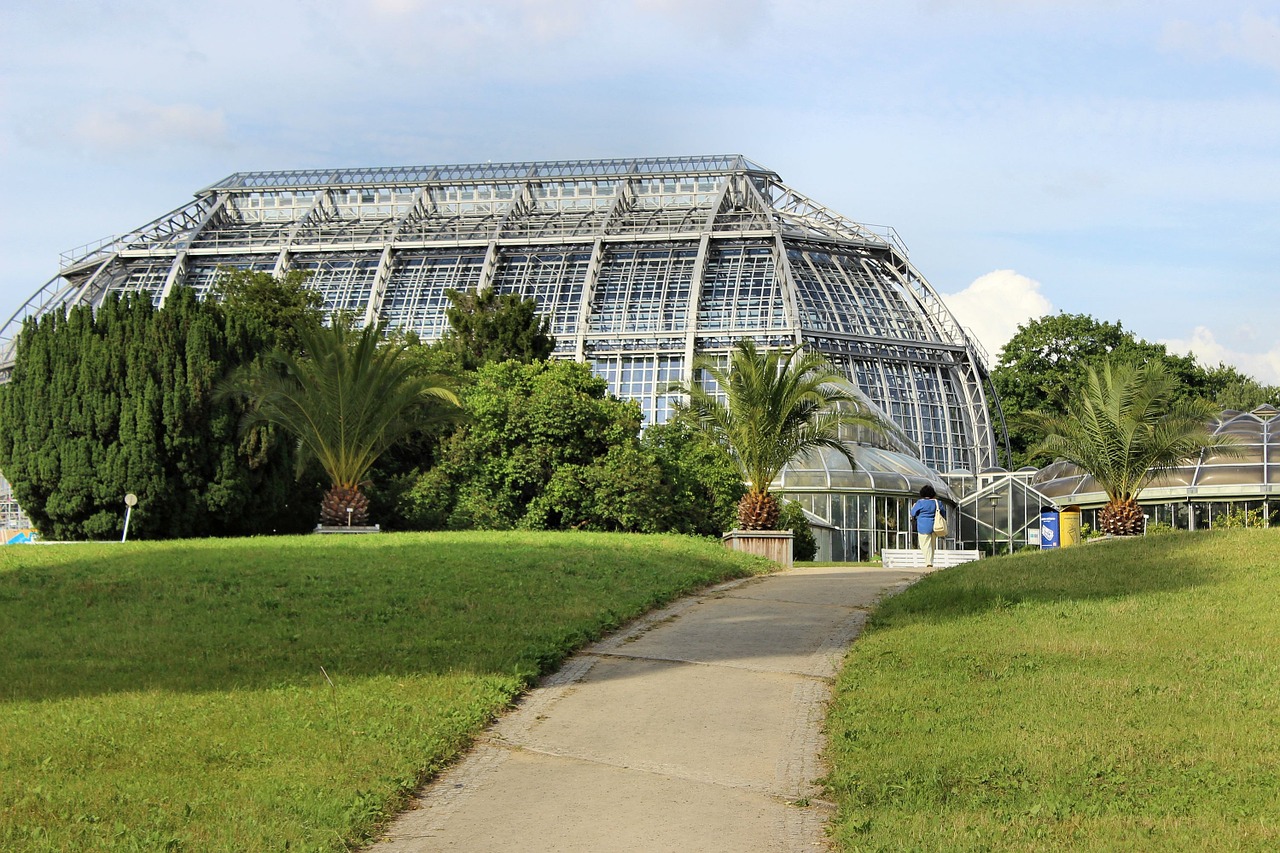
left=3, top=0, right=1278, bottom=380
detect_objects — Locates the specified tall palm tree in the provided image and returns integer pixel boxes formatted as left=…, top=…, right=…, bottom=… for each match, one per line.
left=674, top=339, right=886, bottom=530
left=1023, top=358, right=1238, bottom=535
left=231, top=322, right=459, bottom=526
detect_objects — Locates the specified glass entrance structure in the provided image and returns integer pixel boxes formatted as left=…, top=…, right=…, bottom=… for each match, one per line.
left=0, top=155, right=1004, bottom=553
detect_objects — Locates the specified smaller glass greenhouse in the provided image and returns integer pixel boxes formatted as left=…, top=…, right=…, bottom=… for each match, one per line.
left=1032, top=405, right=1280, bottom=531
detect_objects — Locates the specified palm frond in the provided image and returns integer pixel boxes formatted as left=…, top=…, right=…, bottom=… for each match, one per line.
left=670, top=340, right=886, bottom=494
left=225, top=322, right=459, bottom=492
left=1022, top=359, right=1240, bottom=506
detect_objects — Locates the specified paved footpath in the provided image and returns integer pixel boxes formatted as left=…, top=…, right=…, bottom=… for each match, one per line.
left=369, top=565, right=931, bottom=853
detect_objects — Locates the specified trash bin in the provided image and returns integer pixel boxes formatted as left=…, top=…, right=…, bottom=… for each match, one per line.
left=1060, top=506, right=1082, bottom=548
left=1040, top=506, right=1060, bottom=549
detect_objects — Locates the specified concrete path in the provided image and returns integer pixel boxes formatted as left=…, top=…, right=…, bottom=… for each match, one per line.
left=369, top=565, right=930, bottom=852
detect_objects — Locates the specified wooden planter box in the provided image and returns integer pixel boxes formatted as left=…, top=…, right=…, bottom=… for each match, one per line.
left=722, top=529, right=794, bottom=569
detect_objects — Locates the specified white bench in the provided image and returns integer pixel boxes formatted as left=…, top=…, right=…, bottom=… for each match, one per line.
left=881, top=548, right=982, bottom=569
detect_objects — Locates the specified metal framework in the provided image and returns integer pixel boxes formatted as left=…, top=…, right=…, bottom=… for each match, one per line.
left=0, top=154, right=1005, bottom=548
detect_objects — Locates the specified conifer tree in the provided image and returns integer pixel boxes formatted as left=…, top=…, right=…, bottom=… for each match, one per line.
left=0, top=287, right=315, bottom=540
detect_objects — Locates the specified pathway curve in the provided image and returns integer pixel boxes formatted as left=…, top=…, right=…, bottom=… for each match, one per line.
left=369, top=565, right=930, bottom=852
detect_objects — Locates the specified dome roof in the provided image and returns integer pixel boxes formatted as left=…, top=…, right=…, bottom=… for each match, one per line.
left=0, top=154, right=1002, bottom=476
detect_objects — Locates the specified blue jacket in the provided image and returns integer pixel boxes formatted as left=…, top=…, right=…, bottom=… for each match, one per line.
left=910, top=498, right=946, bottom=535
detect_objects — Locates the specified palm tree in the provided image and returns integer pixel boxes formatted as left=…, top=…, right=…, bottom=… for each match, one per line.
left=674, top=340, right=886, bottom=530
left=1023, top=358, right=1238, bottom=535
left=230, top=322, right=459, bottom=526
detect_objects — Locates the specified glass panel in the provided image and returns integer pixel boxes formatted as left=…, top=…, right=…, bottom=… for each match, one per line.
left=588, top=246, right=697, bottom=334
left=492, top=246, right=591, bottom=350
left=588, top=354, right=684, bottom=425
left=293, top=254, right=378, bottom=316
left=1197, top=465, right=1264, bottom=486
left=96, top=259, right=171, bottom=306
left=698, top=244, right=787, bottom=332
left=378, top=249, right=485, bottom=340
left=184, top=256, right=275, bottom=300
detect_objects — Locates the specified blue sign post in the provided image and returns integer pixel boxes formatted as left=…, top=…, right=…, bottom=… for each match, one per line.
left=1040, top=507, right=1060, bottom=549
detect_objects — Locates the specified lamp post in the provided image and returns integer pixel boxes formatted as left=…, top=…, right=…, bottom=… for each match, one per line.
left=122, top=493, right=138, bottom=542
left=346, top=506, right=353, bottom=528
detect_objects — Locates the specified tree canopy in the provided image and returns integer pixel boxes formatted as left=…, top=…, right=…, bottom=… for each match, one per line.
left=214, top=268, right=323, bottom=353
left=438, top=287, right=554, bottom=371
left=1021, top=359, right=1240, bottom=535
left=390, top=360, right=741, bottom=536
left=0, top=289, right=314, bottom=539
left=993, top=312, right=1279, bottom=467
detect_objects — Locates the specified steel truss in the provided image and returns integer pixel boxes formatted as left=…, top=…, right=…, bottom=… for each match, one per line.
left=0, top=154, right=1004, bottom=472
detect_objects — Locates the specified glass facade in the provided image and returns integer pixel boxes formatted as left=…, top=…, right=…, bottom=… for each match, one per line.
left=0, top=155, right=1003, bottom=553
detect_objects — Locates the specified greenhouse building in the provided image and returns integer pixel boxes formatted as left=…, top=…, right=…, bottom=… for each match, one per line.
left=0, top=155, right=1005, bottom=556
left=1032, top=405, right=1280, bottom=532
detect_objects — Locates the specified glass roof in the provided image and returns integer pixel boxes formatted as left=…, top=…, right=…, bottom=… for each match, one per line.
left=1033, top=405, right=1280, bottom=503
left=204, top=155, right=779, bottom=191
left=776, top=444, right=952, bottom=500
left=1, top=154, right=1002, bottom=479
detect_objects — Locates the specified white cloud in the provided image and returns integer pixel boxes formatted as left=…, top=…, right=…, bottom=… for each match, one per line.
left=1161, top=326, right=1280, bottom=386
left=941, top=270, right=1054, bottom=364
left=72, top=102, right=229, bottom=152
left=1161, top=11, right=1280, bottom=72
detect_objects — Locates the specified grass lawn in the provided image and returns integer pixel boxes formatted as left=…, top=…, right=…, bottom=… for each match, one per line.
left=825, top=528, right=1280, bottom=851
left=0, top=530, right=770, bottom=851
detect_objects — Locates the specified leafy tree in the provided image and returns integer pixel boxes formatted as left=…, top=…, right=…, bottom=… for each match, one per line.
left=993, top=312, right=1278, bottom=466
left=228, top=322, right=459, bottom=527
left=777, top=499, right=818, bottom=561
left=639, top=421, right=745, bottom=536
left=1197, top=363, right=1280, bottom=411
left=0, top=289, right=312, bottom=539
left=1022, top=359, right=1239, bottom=536
left=422, top=359, right=641, bottom=530
left=520, top=443, right=674, bottom=533
left=438, top=287, right=554, bottom=371
left=214, top=268, right=323, bottom=353
left=365, top=294, right=555, bottom=527
left=673, top=340, right=885, bottom=531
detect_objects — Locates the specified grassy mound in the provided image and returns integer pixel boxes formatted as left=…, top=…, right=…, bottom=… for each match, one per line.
left=0, top=531, right=770, bottom=851
left=825, top=528, right=1280, bottom=851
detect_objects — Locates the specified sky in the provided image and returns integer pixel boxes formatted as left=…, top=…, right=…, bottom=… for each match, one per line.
left=2, top=0, right=1278, bottom=381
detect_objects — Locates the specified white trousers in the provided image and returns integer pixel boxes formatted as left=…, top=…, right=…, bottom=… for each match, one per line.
left=917, top=532, right=937, bottom=567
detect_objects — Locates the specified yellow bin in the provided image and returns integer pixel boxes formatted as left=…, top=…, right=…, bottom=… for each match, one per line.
left=1060, top=506, right=1082, bottom=547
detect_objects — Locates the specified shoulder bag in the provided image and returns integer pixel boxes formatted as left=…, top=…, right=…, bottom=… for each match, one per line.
left=932, top=499, right=947, bottom=537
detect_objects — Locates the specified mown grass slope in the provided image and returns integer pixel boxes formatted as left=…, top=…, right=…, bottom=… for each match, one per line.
left=826, top=529, right=1280, bottom=851
left=0, top=531, right=770, bottom=851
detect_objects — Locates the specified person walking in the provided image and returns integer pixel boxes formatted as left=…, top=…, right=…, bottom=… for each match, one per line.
left=910, top=484, right=947, bottom=569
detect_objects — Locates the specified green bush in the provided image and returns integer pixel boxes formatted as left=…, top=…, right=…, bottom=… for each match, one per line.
left=778, top=500, right=818, bottom=561
left=1214, top=505, right=1266, bottom=529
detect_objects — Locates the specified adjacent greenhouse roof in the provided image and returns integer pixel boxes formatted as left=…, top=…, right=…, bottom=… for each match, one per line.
left=1033, top=405, right=1280, bottom=505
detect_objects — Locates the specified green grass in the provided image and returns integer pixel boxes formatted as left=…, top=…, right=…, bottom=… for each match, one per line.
left=0, top=531, right=770, bottom=851
left=825, top=528, right=1280, bottom=851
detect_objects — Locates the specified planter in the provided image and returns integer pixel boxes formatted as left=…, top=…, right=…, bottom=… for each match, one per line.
left=722, top=529, right=794, bottom=569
